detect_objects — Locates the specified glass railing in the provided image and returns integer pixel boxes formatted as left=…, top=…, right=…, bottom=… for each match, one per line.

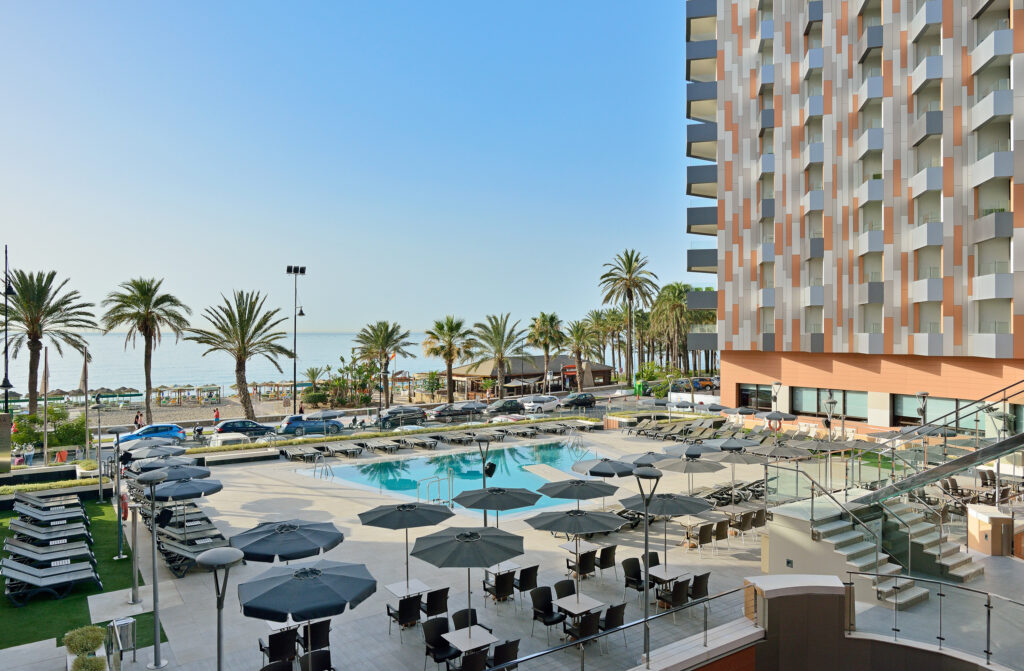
left=978, top=79, right=1011, bottom=98
left=917, top=267, right=941, bottom=280
left=978, top=261, right=1010, bottom=275
left=761, top=234, right=775, bottom=244
left=689, top=323, right=717, bottom=334
left=809, top=227, right=823, bottom=238
left=863, top=220, right=884, bottom=231
left=979, top=321, right=1011, bottom=334
left=917, top=213, right=940, bottom=225
left=808, top=276, right=823, bottom=286
left=976, top=19, right=1011, bottom=45
left=978, top=140, right=1011, bottom=160
left=863, top=66, right=882, bottom=78
left=865, top=271, right=882, bottom=282
left=981, top=206, right=1009, bottom=217
left=807, top=134, right=824, bottom=143
left=867, top=323, right=883, bottom=334
left=761, top=281, right=775, bottom=289
left=918, top=322, right=941, bottom=334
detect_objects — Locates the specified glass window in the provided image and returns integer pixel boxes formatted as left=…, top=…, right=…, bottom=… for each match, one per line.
left=845, top=392, right=868, bottom=421
left=790, top=387, right=867, bottom=421
left=792, top=387, right=817, bottom=414
left=738, top=383, right=774, bottom=411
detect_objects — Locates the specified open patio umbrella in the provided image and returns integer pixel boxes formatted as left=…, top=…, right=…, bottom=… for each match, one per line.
left=704, top=451, right=768, bottom=505
left=411, top=527, right=523, bottom=639
left=453, top=487, right=540, bottom=529
left=129, top=464, right=210, bottom=481
left=358, top=503, right=454, bottom=589
left=701, top=437, right=760, bottom=451
left=723, top=407, right=756, bottom=415
left=127, top=444, right=187, bottom=460
left=622, top=452, right=665, bottom=467
left=130, top=455, right=198, bottom=472
left=652, top=457, right=725, bottom=494
left=149, top=476, right=223, bottom=543
left=524, top=509, right=622, bottom=603
left=664, top=442, right=718, bottom=458
left=750, top=443, right=812, bottom=459
left=571, top=458, right=635, bottom=478
left=231, top=520, right=345, bottom=562
left=705, top=404, right=731, bottom=412
left=619, top=493, right=711, bottom=568
left=537, top=479, right=618, bottom=509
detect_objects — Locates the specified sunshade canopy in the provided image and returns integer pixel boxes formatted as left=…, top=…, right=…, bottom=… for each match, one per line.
left=231, top=520, right=345, bottom=562
left=537, top=479, right=618, bottom=501
left=452, top=487, right=541, bottom=512
left=237, top=560, right=376, bottom=622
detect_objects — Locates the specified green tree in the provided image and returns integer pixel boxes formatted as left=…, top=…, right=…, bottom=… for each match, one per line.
left=599, top=249, right=659, bottom=385
left=466, top=314, right=527, bottom=400
left=101, top=278, right=192, bottom=424
left=528, top=312, right=565, bottom=394
left=564, top=320, right=599, bottom=393
left=3, top=270, right=96, bottom=415
left=584, top=309, right=608, bottom=365
left=353, top=321, right=415, bottom=408
left=422, top=316, right=475, bottom=404
left=304, top=366, right=326, bottom=391
left=652, top=282, right=693, bottom=374
left=185, top=290, right=292, bottom=420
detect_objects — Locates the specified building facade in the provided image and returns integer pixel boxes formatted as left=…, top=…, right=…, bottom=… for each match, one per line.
left=685, top=0, right=1024, bottom=427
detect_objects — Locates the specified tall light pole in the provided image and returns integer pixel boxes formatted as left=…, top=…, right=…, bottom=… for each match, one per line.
left=916, top=391, right=929, bottom=468
left=92, top=403, right=104, bottom=501
left=2, top=245, right=14, bottom=414
left=824, top=394, right=837, bottom=491
left=286, top=266, right=306, bottom=415
left=633, top=465, right=662, bottom=670
left=197, top=547, right=245, bottom=671
left=110, top=427, right=128, bottom=560
left=137, top=470, right=168, bottom=669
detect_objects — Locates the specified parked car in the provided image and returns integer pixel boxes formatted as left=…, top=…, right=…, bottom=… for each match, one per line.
left=691, top=377, right=716, bottom=390
left=120, top=424, right=187, bottom=445
left=377, top=406, right=427, bottom=429
left=214, top=419, right=275, bottom=438
left=305, top=409, right=347, bottom=421
left=276, top=415, right=345, bottom=436
left=484, top=399, right=525, bottom=415
left=558, top=392, right=596, bottom=409
left=429, top=401, right=486, bottom=422
left=521, top=395, right=558, bottom=413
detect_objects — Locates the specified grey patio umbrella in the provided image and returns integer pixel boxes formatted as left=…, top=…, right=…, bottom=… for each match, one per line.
left=411, top=526, right=523, bottom=638
left=127, top=444, right=187, bottom=460
left=525, top=509, right=623, bottom=602
left=231, top=520, right=345, bottom=562
left=571, top=458, right=636, bottom=478
left=750, top=443, right=812, bottom=459
left=759, top=411, right=797, bottom=421
left=704, top=451, right=768, bottom=504
left=622, top=452, right=665, bottom=467
left=130, top=456, right=199, bottom=472
left=619, top=493, right=712, bottom=568
left=652, top=456, right=725, bottom=494
left=673, top=400, right=695, bottom=409
left=129, top=464, right=210, bottom=481
left=705, top=404, right=731, bottom=412
left=664, top=442, right=719, bottom=458
left=358, top=503, right=454, bottom=589
left=723, top=407, right=756, bottom=415
left=784, top=439, right=829, bottom=452
left=151, top=477, right=223, bottom=501
left=701, top=437, right=760, bottom=451
left=453, top=487, right=541, bottom=529
left=537, top=479, right=618, bottom=509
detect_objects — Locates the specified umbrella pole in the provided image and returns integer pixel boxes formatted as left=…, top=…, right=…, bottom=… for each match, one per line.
left=663, top=518, right=669, bottom=570
left=467, top=568, right=472, bottom=638
left=405, top=528, right=410, bottom=589
left=731, top=464, right=736, bottom=505
left=575, top=535, right=580, bottom=603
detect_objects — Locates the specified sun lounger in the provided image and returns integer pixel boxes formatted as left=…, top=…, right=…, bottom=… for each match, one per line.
left=441, top=432, right=474, bottom=445
left=537, top=423, right=569, bottom=434
left=397, top=436, right=437, bottom=450
left=324, top=443, right=363, bottom=457
left=565, top=420, right=597, bottom=432
left=368, top=439, right=401, bottom=454
left=13, top=492, right=83, bottom=512
left=158, top=536, right=229, bottom=577
left=156, top=522, right=220, bottom=541
left=3, top=563, right=103, bottom=606
left=3, top=539, right=95, bottom=568
left=624, top=419, right=654, bottom=435
left=283, top=445, right=321, bottom=461
left=14, top=502, right=90, bottom=527
left=10, top=519, right=93, bottom=546
left=503, top=426, right=537, bottom=438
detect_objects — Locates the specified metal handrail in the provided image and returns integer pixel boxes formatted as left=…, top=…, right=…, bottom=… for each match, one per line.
left=904, top=489, right=946, bottom=543
left=877, top=501, right=913, bottom=574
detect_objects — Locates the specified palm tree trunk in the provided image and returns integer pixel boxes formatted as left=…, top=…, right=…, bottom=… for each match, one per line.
left=382, top=358, right=391, bottom=408
left=543, top=347, right=550, bottom=394
left=625, top=299, right=634, bottom=384
left=574, top=351, right=584, bottom=393
left=27, top=338, right=41, bottom=415
left=496, top=359, right=505, bottom=399
left=445, top=359, right=455, bottom=403
left=143, top=334, right=154, bottom=424
left=236, top=360, right=255, bottom=420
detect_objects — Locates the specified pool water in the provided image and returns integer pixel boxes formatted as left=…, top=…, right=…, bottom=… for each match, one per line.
left=298, top=442, right=596, bottom=513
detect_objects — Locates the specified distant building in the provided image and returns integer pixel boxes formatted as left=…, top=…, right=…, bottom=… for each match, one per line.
left=448, top=355, right=613, bottom=398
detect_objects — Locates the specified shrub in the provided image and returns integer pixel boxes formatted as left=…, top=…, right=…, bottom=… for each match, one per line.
left=64, top=626, right=106, bottom=656
left=0, top=478, right=99, bottom=495
left=71, top=657, right=106, bottom=671
left=301, top=391, right=328, bottom=406
left=75, top=459, right=99, bottom=471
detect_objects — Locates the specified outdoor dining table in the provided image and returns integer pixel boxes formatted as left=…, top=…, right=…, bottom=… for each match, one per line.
left=385, top=578, right=431, bottom=598
left=485, top=560, right=520, bottom=576
left=555, top=593, right=604, bottom=619
left=443, top=626, right=498, bottom=653
left=646, top=565, right=690, bottom=586
left=557, top=539, right=603, bottom=554
left=675, top=512, right=727, bottom=532
left=715, top=503, right=760, bottom=520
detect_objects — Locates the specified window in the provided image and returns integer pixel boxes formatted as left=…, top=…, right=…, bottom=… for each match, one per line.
left=790, top=387, right=868, bottom=421
left=738, top=383, right=774, bottom=411
left=892, top=394, right=989, bottom=430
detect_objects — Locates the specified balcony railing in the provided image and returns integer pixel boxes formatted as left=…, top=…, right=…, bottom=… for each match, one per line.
left=689, top=323, right=717, bottom=334
left=981, top=206, right=1009, bottom=217
left=919, top=321, right=941, bottom=334
left=865, top=323, right=883, bottom=334
left=761, top=232, right=775, bottom=244
left=863, top=220, right=884, bottom=231
left=808, top=275, right=824, bottom=286
left=978, top=260, right=1010, bottom=275
left=978, top=78, right=1011, bottom=98
left=917, top=267, right=941, bottom=280
left=978, top=140, right=1011, bottom=160
left=863, top=66, right=882, bottom=78
left=865, top=271, right=883, bottom=282
left=979, top=321, right=1011, bottom=334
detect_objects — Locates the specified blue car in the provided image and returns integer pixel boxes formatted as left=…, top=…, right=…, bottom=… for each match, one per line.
left=276, top=415, right=346, bottom=437
left=120, top=424, right=187, bottom=444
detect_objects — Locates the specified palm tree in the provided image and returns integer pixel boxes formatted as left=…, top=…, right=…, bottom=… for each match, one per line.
left=4, top=271, right=96, bottom=415
left=422, top=316, right=475, bottom=404
left=354, top=321, right=416, bottom=408
left=599, top=249, right=659, bottom=384
left=304, top=366, right=326, bottom=391
left=605, top=306, right=624, bottom=377
left=185, top=291, right=292, bottom=420
left=466, top=313, right=527, bottom=399
left=564, top=320, right=598, bottom=393
left=584, top=309, right=608, bottom=364
left=652, top=282, right=692, bottom=373
left=101, top=278, right=192, bottom=424
left=528, top=312, right=565, bottom=393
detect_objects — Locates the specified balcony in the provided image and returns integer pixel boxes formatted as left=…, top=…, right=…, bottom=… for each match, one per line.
left=911, top=278, right=944, bottom=302
left=910, top=0, right=942, bottom=41
left=761, top=198, right=775, bottom=220
left=802, top=285, right=825, bottom=307
left=968, top=210, right=1012, bottom=245
left=805, top=95, right=824, bottom=119
left=971, top=89, right=1013, bottom=132
left=858, top=229, right=884, bottom=255
left=857, top=25, right=884, bottom=62
left=760, top=108, right=775, bottom=131
left=911, top=111, right=943, bottom=146
left=807, top=237, right=824, bottom=259
left=971, top=29, right=1013, bottom=75
left=970, top=151, right=1013, bottom=188
left=687, top=121, right=717, bottom=160
left=973, top=266, right=1013, bottom=300
left=856, top=332, right=885, bottom=355
left=913, top=333, right=944, bottom=356
left=761, top=333, right=776, bottom=352
left=686, top=205, right=718, bottom=236
left=759, top=18, right=774, bottom=45
left=808, top=333, right=825, bottom=353
left=759, top=64, right=775, bottom=92
left=686, top=289, right=718, bottom=311
left=686, top=163, right=717, bottom=198
left=687, top=330, right=718, bottom=351
left=910, top=165, right=943, bottom=194
left=686, top=81, right=716, bottom=123
left=760, top=153, right=775, bottom=175
left=760, top=241, right=775, bottom=260
left=912, top=55, right=943, bottom=92
left=802, top=141, right=824, bottom=167
left=686, top=0, right=716, bottom=41
left=970, top=0, right=995, bottom=18
left=686, top=39, right=717, bottom=83
left=969, top=333, right=1013, bottom=358
left=801, top=189, right=825, bottom=212
left=800, top=48, right=823, bottom=79
left=760, top=288, right=776, bottom=308
left=686, top=248, right=718, bottom=273
left=911, top=220, right=944, bottom=250
left=858, top=281, right=885, bottom=304
left=804, top=1, right=823, bottom=32
left=856, top=127, right=884, bottom=158
left=855, top=178, right=884, bottom=203
left=857, top=76, right=884, bottom=108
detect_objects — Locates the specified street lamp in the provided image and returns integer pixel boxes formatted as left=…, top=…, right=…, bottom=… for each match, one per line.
left=2, top=244, right=15, bottom=415
left=110, top=427, right=128, bottom=560
left=286, top=265, right=306, bottom=415
left=824, top=394, right=837, bottom=491
left=633, top=465, right=663, bottom=670
left=92, top=403, right=104, bottom=501
left=197, top=547, right=245, bottom=671
left=916, top=391, right=929, bottom=467
left=770, top=381, right=782, bottom=412
left=136, top=469, right=168, bottom=670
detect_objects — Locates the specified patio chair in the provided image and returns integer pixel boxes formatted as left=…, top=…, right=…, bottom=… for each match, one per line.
left=529, top=587, right=567, bottom=645
left=513, top=565, right=538, bottom=607
left=452, top=608, right=492, bottom=634
left=420, top=587, right=449, bottom=619
left=553, top=578, right=576, bottom=600
left=713, top=519, right=731, bottom=553
left=487, top=638, right=520, bottom=670
left=482, top=571, right=515, bottom=606
left=566, top=549, right=596, bottom=579
left=422, top=617, right=460, bottom=670
left=689, top=572, right=710, bottom=601
left=641, top=551, right=660, bottom=569
left=297, top=620, right=331, bottom=653
left=562, top=610, right=600, bottom=649
left=687, top=523, right=714, bottom=557
left=298, top=649, right=336, bottom=671
left=388, top=595, right=422, bottom=641
left=598, top=603, right=627, bottom=652
left=656, top=578, right=691, bottom=623
left=597, top=545, right=618, bottom=578
left=259, top=628, right=298, bottom=665
left=621, top=557, right=646, bottom=603
left=448, top=649, right=487, bottom=671
left=732, top=511, right=755, bottom=543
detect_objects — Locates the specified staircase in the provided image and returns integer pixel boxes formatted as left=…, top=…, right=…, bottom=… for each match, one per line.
left=881, top=501, right=985, bottom=583
left=812, top=514, right=930, bottom=610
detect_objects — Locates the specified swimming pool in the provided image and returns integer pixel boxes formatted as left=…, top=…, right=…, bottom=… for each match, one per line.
left=298, top=441, right=598, bottom=513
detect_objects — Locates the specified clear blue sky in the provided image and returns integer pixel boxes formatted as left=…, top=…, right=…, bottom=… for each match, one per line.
left=0, top=1, right=710, bottom=332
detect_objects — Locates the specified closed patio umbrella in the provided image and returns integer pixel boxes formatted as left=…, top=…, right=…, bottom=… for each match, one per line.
left=453, top=487, right=540, bottom=529
left=129, top=464, right=209, bottom=481
left=231, top=520, right=345, bottom=562
left=358, top=503, right=454, bottom=589
left=524, top=509, right=622, bottom=602
left=130, top=456, right=198, bottom=472
left=619, top=493, right=712, bottom=568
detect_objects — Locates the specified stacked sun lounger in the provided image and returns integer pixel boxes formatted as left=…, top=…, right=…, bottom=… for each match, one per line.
left=136, top=497, right=229, bottom=578
left=3, top=493, right=103, bottom=606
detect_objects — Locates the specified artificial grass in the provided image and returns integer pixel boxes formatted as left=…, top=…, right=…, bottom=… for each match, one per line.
left=0, top=500, right=163, bottom=649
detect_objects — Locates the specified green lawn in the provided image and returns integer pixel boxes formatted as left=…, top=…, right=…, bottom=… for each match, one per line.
left=0, top=500, right=167, bottom=649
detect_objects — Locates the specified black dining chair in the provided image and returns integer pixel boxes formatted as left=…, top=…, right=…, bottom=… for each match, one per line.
left=259, top=628, right=297, bottom=665
left=656, top=577, right=691, bottom=623
left=423, top=617, right=461, bottom=671
left=487, top=639, right=520, bottom=670
left=553, top=578, right=576, bottom=600
left=621, top=557, right=645, bottom=602
left=713, top=519, right=730, bottom=552
left=299, top=649, right=336, bottom=671
left=483, top=571, right=515, bottom=606
left=562, top=610, right=601, bottom=651
left=259, top=661, right=293, bottom=671
left=689, top=571, right=710, bottom=602
left=513, top=565, right=538, bottom=607
left=421, top=587, right=450, bottom=619
left=447, top=649, right=487, bottom=671
left=642, top=551, right=660, bottom=568
left=297, top=619, right=331, bottom=653
left=388, top=595, right=422, bottom=642
left=530, top=586, right=567, bottom=645
left=597, top=545, right=618, bottom=578
left=598, top=603, right=627, bottom=652
left=452, top=608, right=493, bottom=634
left=688, top=523, right=714, bottom=557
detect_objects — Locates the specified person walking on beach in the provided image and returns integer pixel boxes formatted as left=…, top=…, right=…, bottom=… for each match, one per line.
left=133, top=412, right=142, bottom=431
left=298, top=404, right=305, bottom=415
left=214, top=407, right=220, bottom=423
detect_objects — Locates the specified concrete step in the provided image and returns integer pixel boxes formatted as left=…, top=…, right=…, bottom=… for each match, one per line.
left=906, top=522, right=934, bottom=538
left=838, top=541, right=876, bottom=561
left=875, top=576, right=916, bottom=598
left=814, top=519, right=853, bottom=538
left=947, top=562, right=985, bottom=583
left=913, top=531, right=943, bottom=548
left=922, top=541, right=961, bottom=559
left=825, top=530, right=864, bottom=548
left=873, top=562, right=903, bottom=578
left=882, top=584, right=930, bottom=610
left=849, top=552, right=888, bottom=571
left=937, top=553, right=972, bottom=571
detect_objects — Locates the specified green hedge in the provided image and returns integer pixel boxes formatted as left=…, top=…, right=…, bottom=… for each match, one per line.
left=0, top=478, right=100, bottom=495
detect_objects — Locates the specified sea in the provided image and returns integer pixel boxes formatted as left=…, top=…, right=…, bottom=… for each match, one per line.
left=5, top=332, right=435, bottom=394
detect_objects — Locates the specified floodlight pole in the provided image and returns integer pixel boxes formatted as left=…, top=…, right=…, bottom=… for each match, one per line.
left=138, top=470, right=168, bottom=669
left=824, top=395, right=837, bottom=491
left=286, top=265, right=306, bottom=415
left=2, top=245, right=12, bottom=415
left=917, top=391, right=929, bottom=470
left=111, top=428, right=127, bottom=560
left=634, top=466, right=663, bottom=670
left=197, top=547, right=245, bottom=671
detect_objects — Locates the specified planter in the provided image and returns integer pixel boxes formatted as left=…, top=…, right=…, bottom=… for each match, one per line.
left=76, top=465, right=99, bottom=479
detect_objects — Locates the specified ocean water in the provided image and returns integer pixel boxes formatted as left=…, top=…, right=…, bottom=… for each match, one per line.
left=6, top=331, right=433, bottom=394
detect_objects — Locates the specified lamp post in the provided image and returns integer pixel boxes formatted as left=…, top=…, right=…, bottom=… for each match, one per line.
left=92, top=403, right=104, bottom=501
left=770, top=381, right=782, bottom=412
left=633, top=465, right=663, bottom=670
left=110, top=427, right=127, bottom=560
left=286, top=265, right=306, bottom=415
left=197, top=547, right=245, bottom=671
left=916, top=391, right=929, bottom=468
left=824, top=395, right=837, bottom=491
left=2, top=245, right=13, bottom=414
left=136, top=470, right=168, bottom=670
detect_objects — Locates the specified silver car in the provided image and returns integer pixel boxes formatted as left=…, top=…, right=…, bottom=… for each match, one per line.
left=521, top=395, right=558, bottom=413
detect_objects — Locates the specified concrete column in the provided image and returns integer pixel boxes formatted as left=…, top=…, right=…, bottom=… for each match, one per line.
left=866, top=391, right=889, bottom=427
left=776, top=385, right=791, bottom=413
